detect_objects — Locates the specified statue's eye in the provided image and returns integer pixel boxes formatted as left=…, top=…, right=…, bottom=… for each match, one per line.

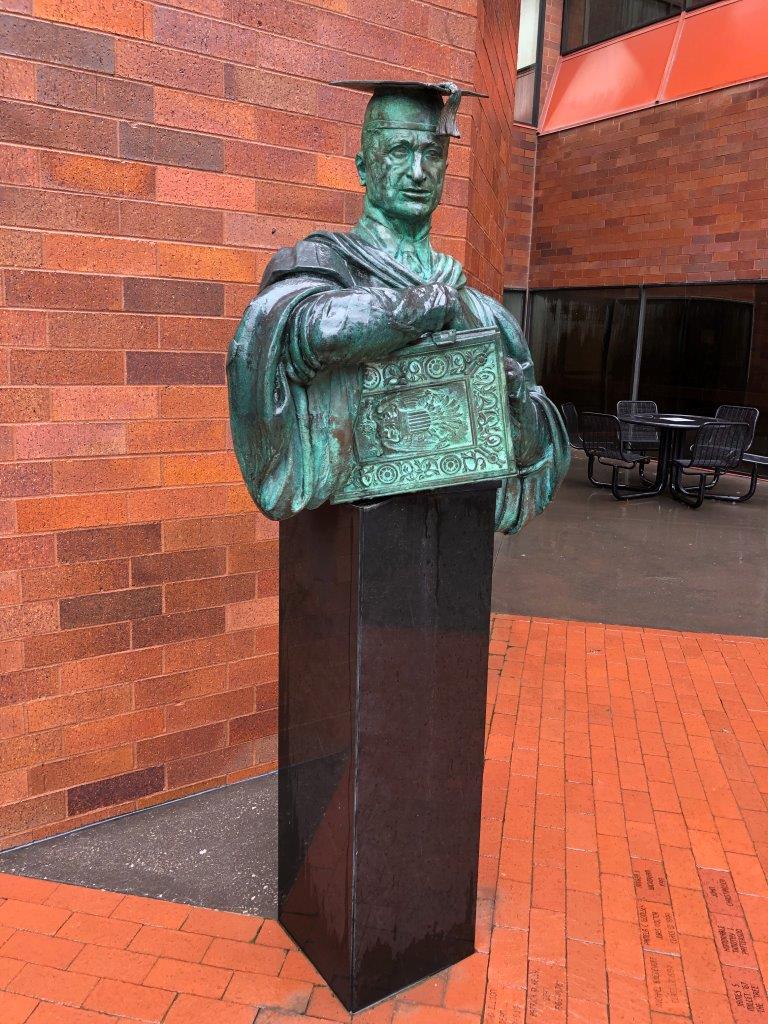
left=390, top=144, right=409, bottom=158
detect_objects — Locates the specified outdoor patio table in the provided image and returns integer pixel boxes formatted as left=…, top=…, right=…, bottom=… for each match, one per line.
left=618, top=412, right=728, bottom=499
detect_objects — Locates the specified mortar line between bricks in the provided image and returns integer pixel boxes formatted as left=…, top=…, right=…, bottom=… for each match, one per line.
left=11, top=5, right=476, bottom=68
left=480, top=616, right=529, bottom=1022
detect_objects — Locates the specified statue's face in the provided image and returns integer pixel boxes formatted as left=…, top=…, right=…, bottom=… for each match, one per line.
left=357, top=128, right=448, bottom=226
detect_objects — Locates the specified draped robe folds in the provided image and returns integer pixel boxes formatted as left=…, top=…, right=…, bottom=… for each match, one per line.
left=227, top=230, right=570, bottom=534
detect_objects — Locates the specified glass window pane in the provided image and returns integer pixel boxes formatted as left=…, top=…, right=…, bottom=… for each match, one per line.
left=528, top=289, right=639, bottom=413
left=518, top=0, right=542, bottom=69
left=514, top=67, right=537, bottom=124
left=563, top=0, right=684, bottom=53
left=742, top=284, right=767, bottom=458
left=502, top=289, right=526, bottom=326
left=638, top=286, right=753, bottom=419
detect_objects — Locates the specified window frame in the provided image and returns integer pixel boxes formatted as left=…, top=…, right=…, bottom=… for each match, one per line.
left=560, top=0, right=723, bottom=58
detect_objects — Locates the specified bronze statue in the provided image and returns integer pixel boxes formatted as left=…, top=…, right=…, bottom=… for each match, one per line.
left=227, top=81, right=569, bottom=531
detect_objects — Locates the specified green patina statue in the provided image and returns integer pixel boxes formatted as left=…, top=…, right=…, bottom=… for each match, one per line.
left=227, top=80, right=570, bottom=532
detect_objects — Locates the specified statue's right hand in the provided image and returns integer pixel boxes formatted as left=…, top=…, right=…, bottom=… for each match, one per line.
left=406, top=284, right=461, bottom=333
left=302, top=284, right=463, bottom=369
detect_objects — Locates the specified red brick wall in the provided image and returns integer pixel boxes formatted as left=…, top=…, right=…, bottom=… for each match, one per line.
left=504, top=125, right=536, bottom=289
left=0, top=1, right=491, bottom=849
left=466, top=0, right=520, bottom=296
left=531, top=78, right=768, bottom=288
left=501, top=0, right=562, bottom=290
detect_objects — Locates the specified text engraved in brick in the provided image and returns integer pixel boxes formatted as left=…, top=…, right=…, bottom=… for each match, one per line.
left=632, top=858, right=670, bottom=904
left=638, top=900, right=679, bottom=954
left=724, top=967, right=768, bottom=1022
left=644, top=952, right=689, bottom=1017
left=714, top=916, right=759, bottom=969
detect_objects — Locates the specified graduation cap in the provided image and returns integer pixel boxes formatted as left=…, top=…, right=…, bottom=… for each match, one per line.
left=331, top=80, right=486, bottom=139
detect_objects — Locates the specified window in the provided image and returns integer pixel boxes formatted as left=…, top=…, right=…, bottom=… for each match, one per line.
left=562, top=0, right=720, bottom=55
left=527, top=289, right=639, bottom=413
left=528, top=283, right=768, bottom=458
left=638, top=285, right=754, bottom=418
left=502, top=289, right=526, bottom=327
left=514, top=0, right=545, bottom=125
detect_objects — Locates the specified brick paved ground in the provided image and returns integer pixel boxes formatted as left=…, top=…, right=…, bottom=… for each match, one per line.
left=1, top=614, right=767, bottom=1023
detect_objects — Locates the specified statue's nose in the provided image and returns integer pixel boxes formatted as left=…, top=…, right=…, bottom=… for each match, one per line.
left=410, top=154, right=427, bottom=182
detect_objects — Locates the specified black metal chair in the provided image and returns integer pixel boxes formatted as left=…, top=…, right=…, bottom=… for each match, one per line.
left=715, top=405, right=759, bottom=449
left=616, top=400, right=660, bottom=450
left=561, top=402, right=583, bottom=451
left=671, top=421, right=753, bottom=508
left=580, top=412, right=653, bottom=500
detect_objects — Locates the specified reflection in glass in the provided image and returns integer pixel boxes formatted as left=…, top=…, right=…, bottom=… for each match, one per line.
left=515, top=0, right=542, bottom=125
left=562, top=0, right=684, bottom=53
left=639, top=289, right=753, bottom=422
left=528, top=283, right=768, bottom=460
left=528, top=289, right=639, bottom=413
left=502, top=288, right=526, bottom=327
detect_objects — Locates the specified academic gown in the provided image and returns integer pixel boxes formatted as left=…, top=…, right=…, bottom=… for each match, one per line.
left=226, top=226, right=570, bottom=533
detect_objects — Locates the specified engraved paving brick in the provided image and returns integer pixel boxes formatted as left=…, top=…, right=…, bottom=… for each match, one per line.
left=724, top=967, right=768, bottom=1022
left=637, top=900, right=680, bottom=954
left=632, top=858, right=671, bottom=904
left=644, top=951, right=689, bottom=1017
left=700, top=869, right=744, bottom=917
left=525, top=963, right=566, bottom=1023
left=713, top=914, right=759, bottom=969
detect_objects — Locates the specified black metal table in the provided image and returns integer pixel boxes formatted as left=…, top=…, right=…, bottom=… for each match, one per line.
left=619, top=413, right=718, bottom=499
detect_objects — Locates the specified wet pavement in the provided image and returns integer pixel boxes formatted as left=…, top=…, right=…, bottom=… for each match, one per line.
left=493, top=454, right=768, bottom=636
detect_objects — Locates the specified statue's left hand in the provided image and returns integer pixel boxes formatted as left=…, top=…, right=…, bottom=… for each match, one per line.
left=504, top=357, right=528, bottom=403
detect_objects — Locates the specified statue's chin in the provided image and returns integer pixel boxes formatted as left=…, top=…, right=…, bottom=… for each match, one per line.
left=390, top=198, right=436, bottom=223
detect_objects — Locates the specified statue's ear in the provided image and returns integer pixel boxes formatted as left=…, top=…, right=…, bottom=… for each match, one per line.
left=355, top=151, right=366, bottom=186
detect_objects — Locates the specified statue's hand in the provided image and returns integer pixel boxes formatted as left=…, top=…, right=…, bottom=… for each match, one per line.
left=504, top=357, right=528, bottom=403
left=406, top=283, right=461, bottom=333
left=300, top=284, right=464, bottom=369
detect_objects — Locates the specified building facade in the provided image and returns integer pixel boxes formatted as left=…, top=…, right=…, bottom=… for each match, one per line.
left=0, top=0, right=766, bottom=847
left=510, top=0, right=768, bottom=453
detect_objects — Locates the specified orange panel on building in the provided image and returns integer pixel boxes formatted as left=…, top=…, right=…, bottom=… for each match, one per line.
left=541, top=20, right=678, bottom=134
left=663, top=0, right=768, bottom=101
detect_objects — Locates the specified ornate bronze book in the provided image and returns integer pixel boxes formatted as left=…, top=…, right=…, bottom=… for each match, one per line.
left=331, top=326, right=514, bottom=503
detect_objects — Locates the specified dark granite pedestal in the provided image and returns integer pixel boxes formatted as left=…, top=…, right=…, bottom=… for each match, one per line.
left=278, top=482, right=498, bottom=1012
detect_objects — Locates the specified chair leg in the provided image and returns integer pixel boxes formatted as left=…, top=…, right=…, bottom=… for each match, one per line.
left=587, top=454, right=612, bottom=489
left=704, top=464, right=759, bottom=503
left=611, top=461, right=660, bottom=500
left=704, top=469, right=721, bottom=490
left=672, top=467, right=705, bottom=509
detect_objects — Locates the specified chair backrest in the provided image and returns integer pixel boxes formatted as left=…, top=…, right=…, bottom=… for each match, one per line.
left=561, top=402, right=582, bottom=448
left=715, top=405, right=759, bottom=450
left=690, top=421, right=750, bottom=471
left=580, top=412, right=624, bottom=461
left=617, top=400, right=659, bottom=445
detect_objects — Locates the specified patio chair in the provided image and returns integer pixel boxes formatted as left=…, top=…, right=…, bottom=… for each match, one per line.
left=580, top=412, right=654, bottom=501
left=561, top=402, right=583, bottom=450
left=671, top=421, right=753, bottom=508
left=715, top=405, right=759, bottom=449
left=616, top=400, right=660, bottom=483
left=616, top=400, right=660, bottom=449
left=699, top=405, right=759, bottom=490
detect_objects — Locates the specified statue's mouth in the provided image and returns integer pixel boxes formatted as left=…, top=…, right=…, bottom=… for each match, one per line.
left=402, top=189, right=430, bottom=199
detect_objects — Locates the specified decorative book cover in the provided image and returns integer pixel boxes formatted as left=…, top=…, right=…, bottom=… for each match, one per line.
left=331, top=326, right=515, bottom=504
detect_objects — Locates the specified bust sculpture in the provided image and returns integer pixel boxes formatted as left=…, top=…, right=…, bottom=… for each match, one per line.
left=227, top=80, right=569, bottom=532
